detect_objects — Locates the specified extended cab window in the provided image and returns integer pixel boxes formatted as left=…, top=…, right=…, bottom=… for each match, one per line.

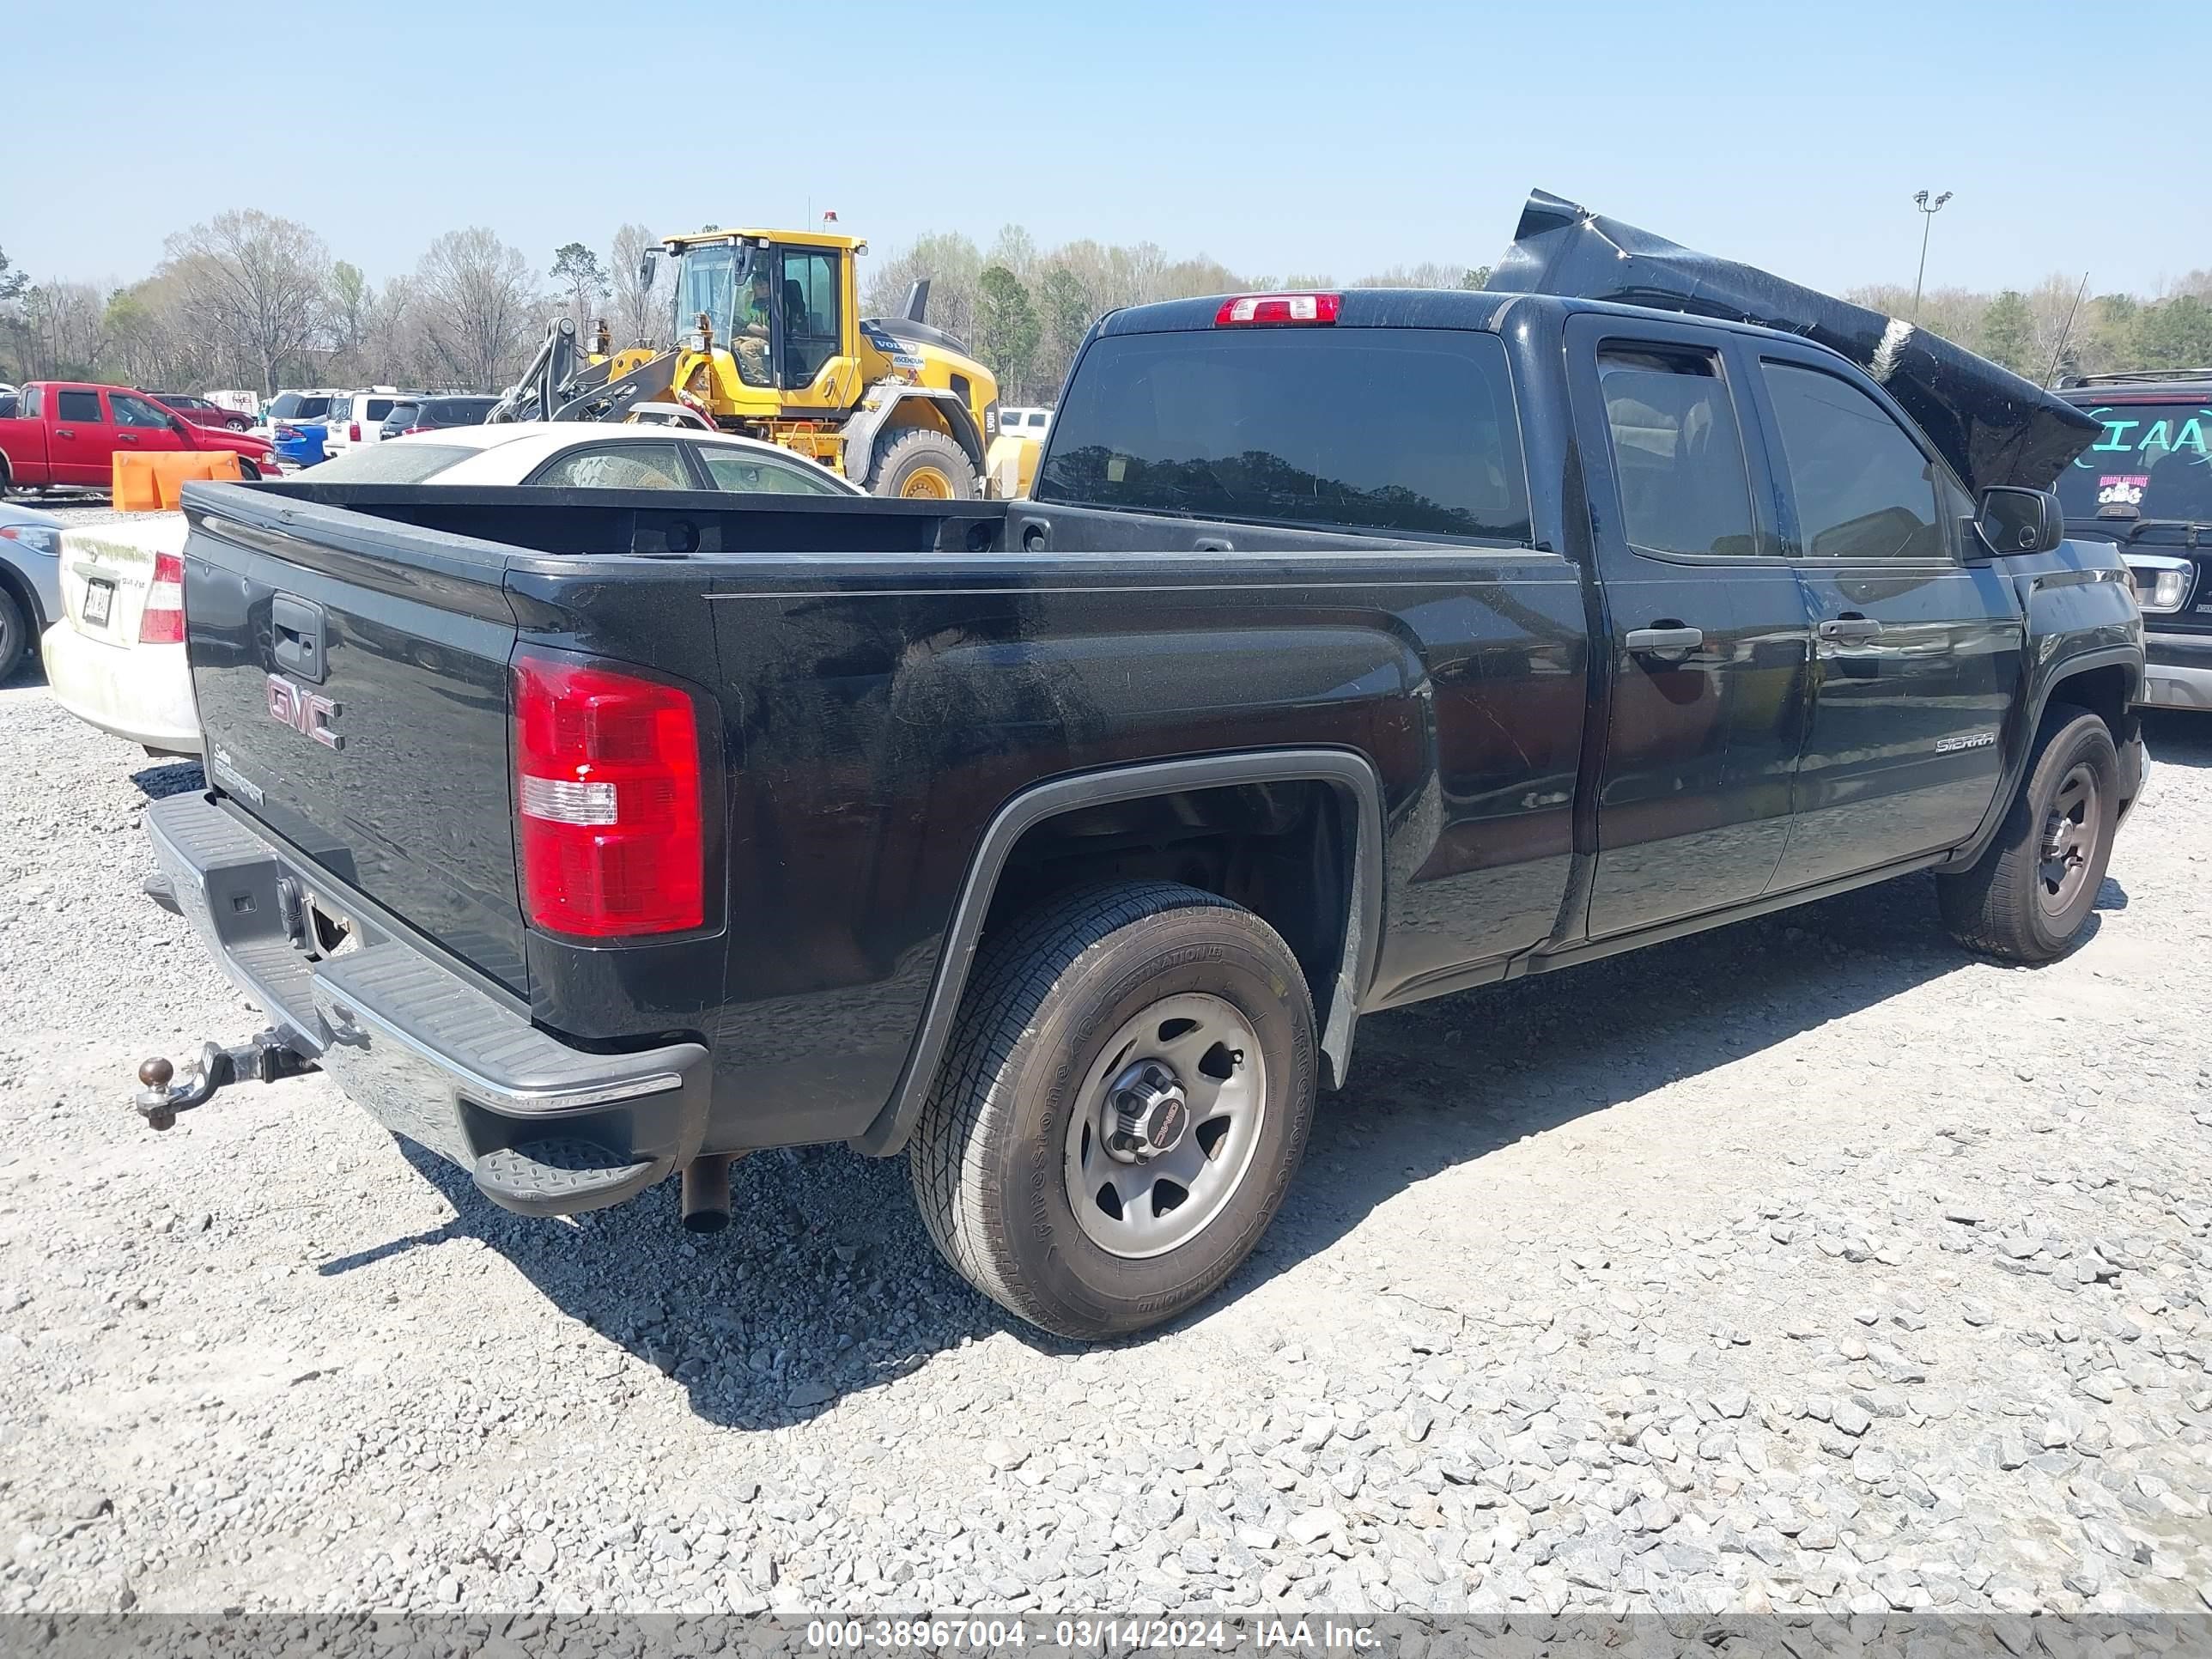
left=1598, top=346, right=1759, bottom=558
left=1036, top=327, right=1529, bottom=541
left=1762, top=362, right=1945, bottom=561
left=56, top=390, right=102, bottom=423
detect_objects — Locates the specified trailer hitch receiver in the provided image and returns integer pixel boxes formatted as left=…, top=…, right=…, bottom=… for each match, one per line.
left=133, top=1031, right=317, bottom=1131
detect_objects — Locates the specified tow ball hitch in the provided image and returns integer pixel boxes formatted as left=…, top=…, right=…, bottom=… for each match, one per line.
left=133, top=1031, right=317, bottom=1132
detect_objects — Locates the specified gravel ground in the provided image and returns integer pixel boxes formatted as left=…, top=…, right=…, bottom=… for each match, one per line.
left=3, top=646, right=2210, bottom=1621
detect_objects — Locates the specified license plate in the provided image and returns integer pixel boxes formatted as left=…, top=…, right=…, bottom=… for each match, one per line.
left=83, top=579, right=113, bottom=628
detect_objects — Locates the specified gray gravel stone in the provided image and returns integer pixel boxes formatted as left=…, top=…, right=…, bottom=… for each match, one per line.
left=5, top=672, right=2212, bottom=1616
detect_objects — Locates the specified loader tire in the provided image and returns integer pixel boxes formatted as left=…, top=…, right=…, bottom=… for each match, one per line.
left=868, top=428, right=976, bottom=501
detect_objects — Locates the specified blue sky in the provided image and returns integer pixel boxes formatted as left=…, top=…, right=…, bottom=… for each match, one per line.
left=8, top=0, right=2206, bottom=299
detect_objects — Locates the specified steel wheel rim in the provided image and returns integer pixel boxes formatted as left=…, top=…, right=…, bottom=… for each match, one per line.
left=2039, top=762, right=2100, bottom=915
left=901, top=466, right=952, bottom=499
left=1062, top=992, right=1267, bottom=1260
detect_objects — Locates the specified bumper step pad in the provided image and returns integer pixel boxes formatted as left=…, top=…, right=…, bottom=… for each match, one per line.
left=471, top=1139, right=668, bottom=1218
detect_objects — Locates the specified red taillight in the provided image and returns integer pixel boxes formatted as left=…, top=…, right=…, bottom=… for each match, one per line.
left=403, top=425, right=428, bottom=435
left=513, top=653, right=705, bottom=938
left=1214, top=292, right=1341, bottom=326
left=140, top=551, right=185, bottom=645
left=349, top=422, right=362, bottom=441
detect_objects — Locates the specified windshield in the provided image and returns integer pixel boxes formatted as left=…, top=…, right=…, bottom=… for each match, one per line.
left=2059, top=400, right=2212, bottom=523
left=305, top=443, right=475, bottom=483
left=672, top=242, right=752, bottom=343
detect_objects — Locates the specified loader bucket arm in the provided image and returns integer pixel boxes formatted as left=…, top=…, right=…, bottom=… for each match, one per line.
left=489, top=317, right=666, bottom=425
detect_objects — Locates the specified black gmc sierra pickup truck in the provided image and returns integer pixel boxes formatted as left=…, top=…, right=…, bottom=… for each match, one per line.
left=138, top=248, right=2146, bottom=1340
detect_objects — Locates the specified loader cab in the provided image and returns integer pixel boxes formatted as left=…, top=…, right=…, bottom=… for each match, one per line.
left=665, top=230, right=860, bottom=413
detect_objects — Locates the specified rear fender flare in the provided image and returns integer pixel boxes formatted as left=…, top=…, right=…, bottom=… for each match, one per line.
left=851, top=747, right=1386, bottom=1156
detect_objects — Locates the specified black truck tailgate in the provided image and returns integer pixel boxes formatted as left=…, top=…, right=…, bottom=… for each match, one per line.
left=179, top=487, right=530, bottom=994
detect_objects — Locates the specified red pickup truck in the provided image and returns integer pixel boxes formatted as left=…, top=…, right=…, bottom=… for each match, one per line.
left=0, top=381, right=276, bottom=493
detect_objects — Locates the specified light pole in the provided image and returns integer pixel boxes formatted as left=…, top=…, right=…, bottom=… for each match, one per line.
left=1912, top=190, right=1953, bottom=321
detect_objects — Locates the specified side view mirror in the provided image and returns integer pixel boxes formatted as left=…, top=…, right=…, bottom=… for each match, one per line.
left=639, top=248, right=659, bottom=289
left=1974, top=486, right=2064, bottom=556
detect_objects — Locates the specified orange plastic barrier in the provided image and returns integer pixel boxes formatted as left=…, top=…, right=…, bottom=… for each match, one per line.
left=112, top=450, right=242, bottom=512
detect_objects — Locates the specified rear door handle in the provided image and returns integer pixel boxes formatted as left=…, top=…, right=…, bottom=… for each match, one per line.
left=1626, top=625, right=1705, bottom=654
left=1817, top=616, right=1884, bottom=642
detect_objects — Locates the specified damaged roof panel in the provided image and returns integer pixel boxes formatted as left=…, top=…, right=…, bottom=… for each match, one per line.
left=1486, top=188, right=2100, bottom=494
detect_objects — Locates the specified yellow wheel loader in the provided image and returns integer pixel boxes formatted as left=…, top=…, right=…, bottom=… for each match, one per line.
left=492, top=228, right=1003, bottom=500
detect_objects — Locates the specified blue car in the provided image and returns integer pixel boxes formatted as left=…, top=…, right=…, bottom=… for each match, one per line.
left=272, top=420, right=327, bottom=468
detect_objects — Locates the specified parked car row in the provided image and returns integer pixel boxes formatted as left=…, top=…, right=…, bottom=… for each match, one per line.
left=0, top=382, right=276, bottom=494
left=148, top=392, right=254, bottom=432
left=33, top=422, right=859, bottom=740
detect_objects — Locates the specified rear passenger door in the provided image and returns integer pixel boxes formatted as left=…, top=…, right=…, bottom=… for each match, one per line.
left=1746, top=346, right=2022, bottom=888
left=48, top=387, right=118, bottom=485
left=1566, top=315, right=1814, bottom=939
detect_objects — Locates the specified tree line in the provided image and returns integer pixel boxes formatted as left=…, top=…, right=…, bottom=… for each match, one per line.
left=860, top=228, right=1490, bottom=404
left=0, top=215, right=661, bottom=399
left=3, top=211, right=2206, bottom=405
left=1844, top=275, right=2212, bottom=384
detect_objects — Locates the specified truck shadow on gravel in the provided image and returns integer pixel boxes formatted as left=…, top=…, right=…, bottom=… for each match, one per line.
left=318, top=844, right=2137, bottom=1433
left=2142, top=709, right=2212, bottom=771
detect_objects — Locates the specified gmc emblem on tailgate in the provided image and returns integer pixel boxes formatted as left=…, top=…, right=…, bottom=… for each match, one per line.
left=265, top=673, right=343, bottom=750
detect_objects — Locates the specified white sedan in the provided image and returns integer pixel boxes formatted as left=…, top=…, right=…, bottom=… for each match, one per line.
left=41, top=423, right=862, bottom=757
left=303, top=422, right=862, bottom=494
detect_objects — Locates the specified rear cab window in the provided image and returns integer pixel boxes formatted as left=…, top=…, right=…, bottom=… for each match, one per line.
left=1036, top=325, right=1530, bottom=542
left=55, top=390, right=103, bottom=423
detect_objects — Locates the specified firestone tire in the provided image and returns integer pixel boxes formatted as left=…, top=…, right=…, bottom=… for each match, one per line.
left=908, top=881, right=1317, bottom=1340
left=1938, top=707, right=2118, bottom=963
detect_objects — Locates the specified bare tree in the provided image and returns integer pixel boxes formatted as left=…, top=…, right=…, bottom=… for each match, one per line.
left=864, top=232, right=983, bottom=343
left=413, top=228, right=541, bottom=391
left=550, top=241, right=610, bottom=337
left=160, top=210, right=332, bottom=397
left=104, top=275, right=215, bottom=391
left=14, top=282, right=110, bottom=380
left=608, top=223, right=665, bottom=349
